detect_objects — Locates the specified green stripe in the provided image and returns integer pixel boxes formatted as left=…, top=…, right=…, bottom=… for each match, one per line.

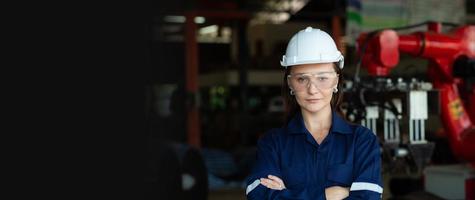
left=362, top=16, right=408, bottom=29
left=347, top=11, right=362, bottom=24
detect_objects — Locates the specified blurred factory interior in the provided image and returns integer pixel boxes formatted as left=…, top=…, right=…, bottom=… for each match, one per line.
left=147, top=0, right=475, bottom=199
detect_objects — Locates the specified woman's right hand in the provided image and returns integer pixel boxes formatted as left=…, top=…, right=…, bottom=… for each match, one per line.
left=260, top=175, right=286, bottom=190
left=325, top=186, right=349, bottom=200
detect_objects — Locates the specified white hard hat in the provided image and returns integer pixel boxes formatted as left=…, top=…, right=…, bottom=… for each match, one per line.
left=280, top=27, right=344, bottom=69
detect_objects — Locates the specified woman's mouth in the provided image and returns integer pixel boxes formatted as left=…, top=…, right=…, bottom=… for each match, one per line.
left=306, top=99, right=321, bottom=103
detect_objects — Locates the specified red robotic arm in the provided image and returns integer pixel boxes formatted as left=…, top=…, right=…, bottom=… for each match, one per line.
left=357, top=22, right=475, bottom=166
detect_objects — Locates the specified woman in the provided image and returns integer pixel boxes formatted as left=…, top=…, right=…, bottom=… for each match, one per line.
left=245, top=27, right=383, bottom=200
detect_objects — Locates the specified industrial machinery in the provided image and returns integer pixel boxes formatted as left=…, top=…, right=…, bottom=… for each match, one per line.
left=348, top=21, right=475, bottom=199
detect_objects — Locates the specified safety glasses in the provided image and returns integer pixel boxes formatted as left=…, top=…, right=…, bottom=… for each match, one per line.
left=287, top=71, right=338, bottom=91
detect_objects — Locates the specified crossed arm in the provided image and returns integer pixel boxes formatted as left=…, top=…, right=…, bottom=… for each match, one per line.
left=246, top=129, right=383, bottom=200
left=260, top=175, right=349, bottom=200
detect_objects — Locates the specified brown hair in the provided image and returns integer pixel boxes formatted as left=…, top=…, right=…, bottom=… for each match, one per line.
left=282, top=63, right=344, bottom=125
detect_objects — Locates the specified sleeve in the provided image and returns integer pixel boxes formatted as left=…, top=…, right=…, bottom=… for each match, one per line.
left=345, top=128, right=383, bottom=200
left=245, top=130, right=307, bottom=200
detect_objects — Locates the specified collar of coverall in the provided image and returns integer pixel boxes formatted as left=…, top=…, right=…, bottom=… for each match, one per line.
left=286, top=110, right=353, bottom=135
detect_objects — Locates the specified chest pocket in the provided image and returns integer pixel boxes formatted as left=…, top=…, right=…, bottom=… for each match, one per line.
left=281, top=163, right=307, bottom=188
left=326, top=164, right=353, bottom=186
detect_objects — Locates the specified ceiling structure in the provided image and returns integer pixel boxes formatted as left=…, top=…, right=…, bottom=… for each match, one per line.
left=155, top=0, right=346, bottom=42
left=157, top=0, right=345, bottom=22
left=154, top=0, right=474, bottom=42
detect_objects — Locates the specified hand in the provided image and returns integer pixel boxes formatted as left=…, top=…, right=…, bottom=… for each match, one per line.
left=325, top=186, right=349, bottom=200
left=260, top=175, right=286, bottom=190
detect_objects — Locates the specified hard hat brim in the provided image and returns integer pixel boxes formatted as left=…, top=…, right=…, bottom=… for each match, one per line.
left=281, top=56, right=344, bottom=69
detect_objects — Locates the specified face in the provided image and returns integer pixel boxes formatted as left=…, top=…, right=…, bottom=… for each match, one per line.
left=288, top=63, right=338, bottom=114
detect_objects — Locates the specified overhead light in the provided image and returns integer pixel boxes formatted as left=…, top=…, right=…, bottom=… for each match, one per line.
left=199, top=25, right=218, bottom=35
left=194, top=16, right=205, bottom=24
left=288, top=0, right=307, bottom=14
left=265, top=0, right=308, bottom=14
left=163, top=15, right=206, bottom=24
left=164, top=15, right=186, bottom=23
left=252, top=12, right=290, bottom=24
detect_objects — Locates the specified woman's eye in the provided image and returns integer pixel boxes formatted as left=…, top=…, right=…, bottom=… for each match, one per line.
left=297, top=77, right=306, bottom=83
left=318, top=77, right=328, bottom=81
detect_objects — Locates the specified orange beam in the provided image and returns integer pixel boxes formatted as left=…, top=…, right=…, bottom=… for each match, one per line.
left=182, top=10, right=250, bottom=148
left=185, top=13, right=201, bottom=148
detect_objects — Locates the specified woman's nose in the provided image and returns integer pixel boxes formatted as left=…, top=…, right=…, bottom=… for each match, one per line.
left=307, top=81, right=320, bottom=94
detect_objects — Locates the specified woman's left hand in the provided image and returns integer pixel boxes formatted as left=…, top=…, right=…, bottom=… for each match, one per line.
left=325, top=186, right=350, bottom=200
left=260, top=175, right=286, bottom=190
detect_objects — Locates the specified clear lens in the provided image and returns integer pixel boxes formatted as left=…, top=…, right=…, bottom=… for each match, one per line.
left=288, top=72, right=338, bottom=91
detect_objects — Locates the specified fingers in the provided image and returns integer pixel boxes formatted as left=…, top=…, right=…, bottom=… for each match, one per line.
left=267, top=175, right=285, bottom=188
left=260, top=178, right=279, bottom=189
left=260, top=175, right=286, bottom=190
left=261, top=178, right=283, bottom=190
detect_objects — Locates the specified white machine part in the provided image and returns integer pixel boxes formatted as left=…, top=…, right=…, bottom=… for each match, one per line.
left=384, top=99, right=402, bottom=143
left=362, top=106, right=379, bottom=135
left=409, top=91, right=428, bottom=144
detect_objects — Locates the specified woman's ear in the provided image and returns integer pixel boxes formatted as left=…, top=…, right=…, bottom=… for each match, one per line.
left=334, top=76, right=339, bottom=89
left=333, top=76, right=339, bottom=93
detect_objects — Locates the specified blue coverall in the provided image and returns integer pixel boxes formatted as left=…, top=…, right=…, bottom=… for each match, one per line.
left=246, top=111, right=383, bottom=199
